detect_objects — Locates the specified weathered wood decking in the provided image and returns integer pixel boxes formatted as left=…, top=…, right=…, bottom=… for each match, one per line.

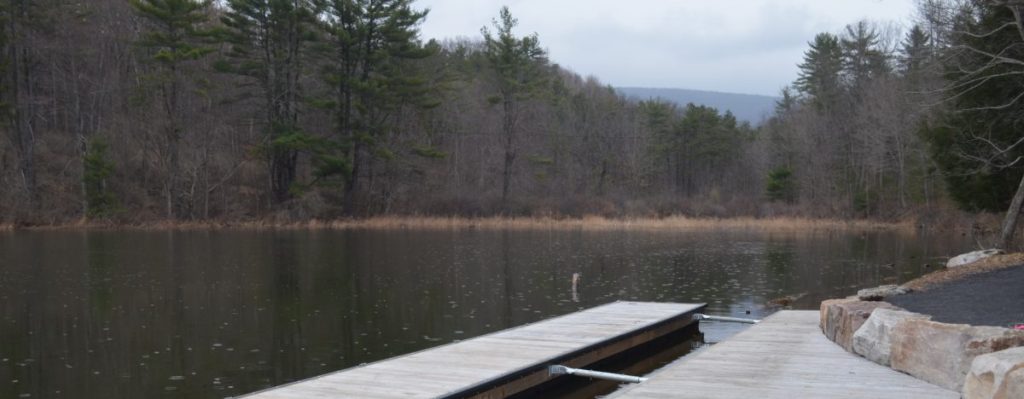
left=608, top=310, right=959, bottom=399
left=241, top=301, right=704, bottom=399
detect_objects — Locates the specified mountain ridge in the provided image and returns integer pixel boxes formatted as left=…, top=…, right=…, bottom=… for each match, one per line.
left=616, top=86, right=779, bottom=124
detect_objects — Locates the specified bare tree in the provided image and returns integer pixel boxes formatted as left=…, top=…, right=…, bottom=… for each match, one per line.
left=938, top=0, right=1024, bottom=248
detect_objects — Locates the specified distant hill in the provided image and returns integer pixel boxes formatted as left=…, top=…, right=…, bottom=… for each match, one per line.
left=616, top=87, right=778, bottom=125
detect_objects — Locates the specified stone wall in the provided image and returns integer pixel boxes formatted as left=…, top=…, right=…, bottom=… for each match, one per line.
left=819, top=295, right=1024, bottom=398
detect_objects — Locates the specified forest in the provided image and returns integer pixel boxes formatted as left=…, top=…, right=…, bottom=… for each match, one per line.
left=0, top=0, right=1022, bottom=226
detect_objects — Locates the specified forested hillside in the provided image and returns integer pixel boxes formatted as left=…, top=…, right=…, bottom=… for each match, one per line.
left=0, top=0, right=1021, bottom=225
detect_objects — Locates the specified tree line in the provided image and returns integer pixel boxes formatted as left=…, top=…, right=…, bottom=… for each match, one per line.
left=1, top=0, right=1022, bottom=231
left=765, top=0, right=1024, bottom=245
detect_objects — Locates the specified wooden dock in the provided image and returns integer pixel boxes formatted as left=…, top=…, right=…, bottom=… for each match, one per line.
left=608, top=310, right=959, bottom=399
left=241, top=301, right=704, bottom=399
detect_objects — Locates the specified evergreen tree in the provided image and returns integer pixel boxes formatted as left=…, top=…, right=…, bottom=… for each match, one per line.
left=900, top=24, right=931, bottom=77
left=765, top=87, right=798, bottom=177
left=83, top=138, right=119, bottom=218
left=922, top=2, right=1024, bottom=246
left=774, top=86, right=797, bottom=114
left=481, top=6, right=548, bottom=207
left=221, top=0, right=318, bottom=204
left=129, top=0, right=212, bottom=219
left=639, top=100, right=677, bottom=191
left=839, top=21, right=889, bottom=92
left=765, top=166, right=796, bottom=203
left=795, top=33, right=843, bottom=108
left=317, top=0, right=433, bottom=214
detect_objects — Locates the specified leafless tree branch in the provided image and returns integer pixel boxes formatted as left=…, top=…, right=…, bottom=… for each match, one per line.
left=956, top=90, right=1024, bottom=112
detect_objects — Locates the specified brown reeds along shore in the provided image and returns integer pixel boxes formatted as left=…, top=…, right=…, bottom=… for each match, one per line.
left=4, top=216, right=914, bottom=232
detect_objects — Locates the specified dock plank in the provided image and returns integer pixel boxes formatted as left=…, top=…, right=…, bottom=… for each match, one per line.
left=608, top=310, right=958, bottom=399
left=242, top=301, right=703, bottom=399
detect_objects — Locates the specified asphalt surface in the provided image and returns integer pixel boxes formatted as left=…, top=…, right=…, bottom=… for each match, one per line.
left=887, top=264, right=1024, bottom=328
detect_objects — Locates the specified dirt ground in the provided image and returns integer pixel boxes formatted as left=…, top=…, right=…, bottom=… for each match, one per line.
left=889, top=254, right=1024, bottom=328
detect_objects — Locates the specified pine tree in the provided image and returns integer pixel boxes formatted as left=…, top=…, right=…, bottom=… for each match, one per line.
left=900, top=24, right=931, bottom=77
left=795, top=33, right=842, bottom=109
left=482, top=6, right=548, bottom=208
left=129, top=0, right=212, bottom=219
left=83, top=138, right=119, bottom=218
left=317, top=0, right=433, bottom=214
left=839, top=21, right=889, bottom=92
left=765, top=166, right=796, bottom=203
left=774, top=86, right=797, bottom=114
left=923, top=2, right=1024, bottom=247
left=221, top=0, right=318, bottom=204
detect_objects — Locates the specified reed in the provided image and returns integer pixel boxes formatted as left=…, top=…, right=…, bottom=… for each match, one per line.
left=313, top=215, right=911, bottom=232
left=11, top=215, right=914, bottom=232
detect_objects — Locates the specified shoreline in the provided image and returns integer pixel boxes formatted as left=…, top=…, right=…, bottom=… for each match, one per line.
left=901, top=252, right=1024, bottom=291
left=0, top=215, right=915, bottom=232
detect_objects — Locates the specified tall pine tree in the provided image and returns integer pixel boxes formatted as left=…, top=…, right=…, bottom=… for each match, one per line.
left=317, top=0, right=433, bottom=214
left=795, top=32, right=843, bottom=109
left=221, top=0, right=317, bottom=204
left=482, top=6, right=547, bottom=208
left=900, top=24, right=931, bottom=77
left=839, top=21, right=889, bottom=93
left=130, top=0, right=213, bottom=219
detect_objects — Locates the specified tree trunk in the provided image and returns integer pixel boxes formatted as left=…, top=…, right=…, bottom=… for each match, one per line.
left=166, top=138, right=178, bottom=218
left=999, top=172, right=1024, bottom=249
left=165, top=62, right=182, bottom=219
left=343, top=141, right=362, bottom=215
left=271, top=150, right=296, bottom=204
left=502, top=143, right=514, bottom=208
left=9, top=8, right=36, bottom=209
left=500, top=98, right=516, bottom=210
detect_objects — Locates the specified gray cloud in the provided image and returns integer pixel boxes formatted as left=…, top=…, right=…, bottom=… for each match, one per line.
left=413, top=0, right=915, bottom=96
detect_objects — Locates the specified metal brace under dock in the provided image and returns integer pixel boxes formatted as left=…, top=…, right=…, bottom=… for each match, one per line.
left=241, top=301, right=705, bottom=399
left=608, top=310, right=959, bottom=399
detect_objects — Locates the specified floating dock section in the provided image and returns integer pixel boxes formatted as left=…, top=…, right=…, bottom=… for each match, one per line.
left=242, top=301, right=704, bottom=398
left=608, top=310, right=958, bottom=399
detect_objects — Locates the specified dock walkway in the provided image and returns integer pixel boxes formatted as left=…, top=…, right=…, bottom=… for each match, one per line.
left=242, top=301, right=704, bottom=399
left=608, top=310, right=958, bottom=399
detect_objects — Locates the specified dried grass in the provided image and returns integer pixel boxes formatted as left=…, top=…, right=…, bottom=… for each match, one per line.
left=903, top=253, right=1024, bottom=291
left=14, top=215, right=913, bottom=232
left=314, top=216, right=911, bottom=232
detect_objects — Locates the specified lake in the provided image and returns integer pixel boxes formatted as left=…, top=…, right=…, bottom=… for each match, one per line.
left=0, top=228, right=969, bottom=398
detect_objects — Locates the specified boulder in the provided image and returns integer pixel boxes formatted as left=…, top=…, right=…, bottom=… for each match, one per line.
left=964, top=347, right=1024, bottom=399
left=822, top=300, right=899, bottom=351
left=947, top=249, right=1003, bottom=268
left=890, top=319, right=1024, bottom=391
left=819, top=296, right=858, bottom=332
left=857, top=284, right=910, bottom=301
left=851, top=308, right=931, bottom=366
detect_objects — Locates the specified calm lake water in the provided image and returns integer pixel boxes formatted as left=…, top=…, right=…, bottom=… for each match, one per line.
left=0, top=228, right=970, bottom=398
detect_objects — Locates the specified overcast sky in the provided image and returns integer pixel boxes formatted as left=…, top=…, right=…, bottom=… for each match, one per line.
left=411, top=0, right=916, bottom=96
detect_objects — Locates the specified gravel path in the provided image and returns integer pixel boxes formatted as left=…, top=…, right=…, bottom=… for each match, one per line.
left=888, top=264, right=1024, bottom=328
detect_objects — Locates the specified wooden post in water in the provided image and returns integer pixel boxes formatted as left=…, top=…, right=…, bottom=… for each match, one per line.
left=571, top=272, right=581, bottom=302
